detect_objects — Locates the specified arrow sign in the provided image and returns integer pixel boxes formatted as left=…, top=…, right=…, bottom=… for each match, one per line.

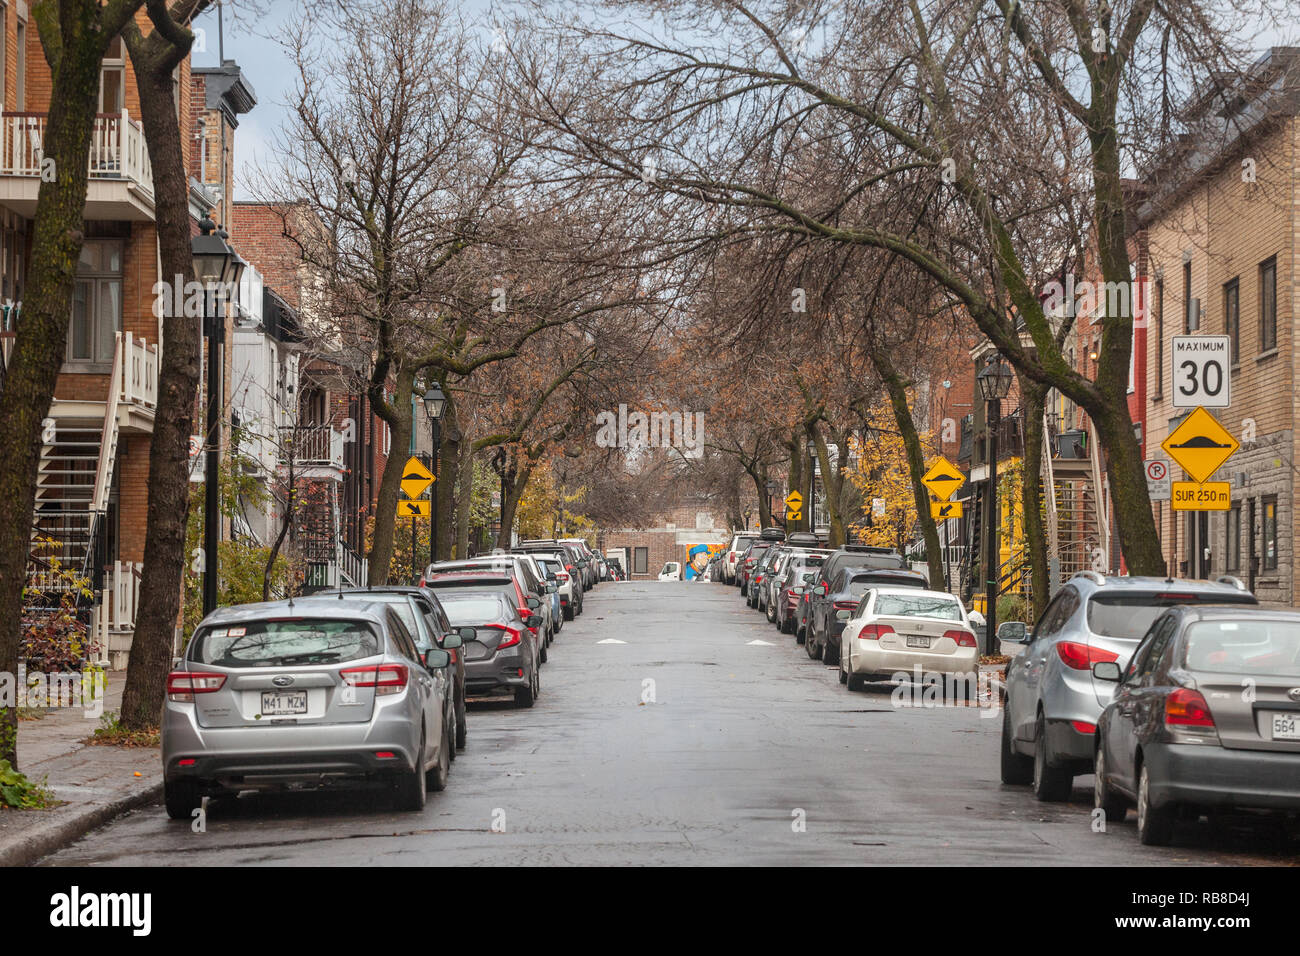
left=921, top=457, right=965, bottom=501
left=930, top=501, right=963, bottom=520
left=399, top=500, right=431, bottom=517
left=1161, top=406, right=1239, bottom=484
left=401, top=455, right=435, bottom=500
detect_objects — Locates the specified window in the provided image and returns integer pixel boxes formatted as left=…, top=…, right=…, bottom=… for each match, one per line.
left=1226, top=504, right=1241, bottom=572
left=633, top=547, right=648, bottom=575
left=1154, top=278, right=1164, bottom=395
left=15, top=18, right=24, bottom=111
left=99, top=36, right=124, bottom=113
left=1259, top=256, right=1277, bottom=352
left=65, top=241, right=123, bottom=366
left=1223, top=278, right=1239, bottom=365
left=1183, top=260, right=1194, bottom=333
left=1263, top=496, right=1278, bottom=571
left=0, top=5, right=7, bottom=108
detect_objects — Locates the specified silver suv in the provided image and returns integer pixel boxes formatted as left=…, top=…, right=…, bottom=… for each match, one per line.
left=1000, top=572, right=1257, bottom=801
left=162, top=599, right=457, bottom=818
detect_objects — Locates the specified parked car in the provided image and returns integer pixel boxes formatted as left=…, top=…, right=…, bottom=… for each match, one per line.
left=426, top=559, right=556, bottom=650
left=1000, top=572, right=1258, bottom=802
left=724, top=532, right=760, bottom=585
left=300, top=586, right=467, bottom=751
left=520, top=547, right=585, bottom=617
left=526, top=553, right=568, bottom=632
left=559, top=538, right=600, bottom=590
left=520, top=539, right=591, bottom=592
left=658, top=561, right=682, bottom=581
left=437, top=590, right=541, bottom=708
left=162, top=599, right=457, bottom=817
left=773, top=554, right=830, bottom=634
left=838, top=587, right=977, bottom=690
left=1094, top=604, right=1300, bottom=845
left=806, top=565, right=928, bottom=663
left=737, top=535, right=784, bottom=597
left=424, top=570, right=550, bottom=663
left=805, top=545, right=911, bottom=649
left=766, top=548, right=832, bottom=623
left=747, top=546, right=783, bottom=609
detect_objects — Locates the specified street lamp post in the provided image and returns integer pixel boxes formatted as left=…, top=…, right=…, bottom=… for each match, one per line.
left=806, top=438, right=818, bottom=537
left=976, top=355, right=1014, bottom=656
left=423, top=384, right=446, bottom=567
left=192, top=218, right=244, bottom=615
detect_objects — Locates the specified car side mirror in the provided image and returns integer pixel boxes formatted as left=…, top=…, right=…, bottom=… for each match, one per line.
left=526, top=596, right=541, bottom=610
left=442, top=634, right=462, bottom=650
left=996, top=622, right=1029, bottom=644
left=546, top=583, right=557, bottom=593
left=425, top=648, right=450, bottom=670
left=1092, top=661, right=1122, bottom=682
left=458, top=626, right=475, bottom=642
left=819, top=583, right=828, bottom=596
left=547, top=572, right=557, bottom=582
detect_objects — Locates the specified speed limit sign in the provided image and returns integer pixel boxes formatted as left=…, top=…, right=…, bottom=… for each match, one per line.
left=1172, top=336, right=1230, bottom=408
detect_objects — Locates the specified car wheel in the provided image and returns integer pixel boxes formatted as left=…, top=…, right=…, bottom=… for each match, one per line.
left=838, top=653, right=848, bottom=684
left=1136, top=763, right=1175, bottom=846
left=395, top=734, right=428, bottom=811
left=795, top=621, right=805, bottom=643
left=164, top=778, right=202, bottom=821
left=822, top=637, right=838, bottom=664
left=1094, top=745, right=1127, bottom=823
left=804, top=628, right=820, bottom=659
left=563, top=606, right=574, bottom=621
left=455, top=700, right=467, bottom=749
left=515, top=662, right=538, bottom=708
left=1000, top=706, right=1033, bottom=785
left=539, top=639, right=548, bottom=664
left=427, top=724, right=451, bottom=792
left=766, top=600, right=776, bottom=623
left=1032, top=713, right=1074, bottom=802
left=847, top=673, right=866, bottom=692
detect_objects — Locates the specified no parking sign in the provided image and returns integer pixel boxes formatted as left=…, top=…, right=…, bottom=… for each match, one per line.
left=1145, top=459, right=1170, bottom=501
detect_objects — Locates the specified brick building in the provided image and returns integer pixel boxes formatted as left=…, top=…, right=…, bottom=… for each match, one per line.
left=603, top=500, right=730, bottom=579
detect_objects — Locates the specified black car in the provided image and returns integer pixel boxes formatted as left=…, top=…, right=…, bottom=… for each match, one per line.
left=1094, top=604, right=1300, bottom=846
left=806, top=565, right=927, bottom=662
left=300, top=586, right=468, bottom=751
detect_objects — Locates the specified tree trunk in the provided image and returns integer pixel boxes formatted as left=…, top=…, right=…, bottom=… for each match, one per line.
left=456, top=440, right=473, bottom=559
left=810, top=431, right=847, bottom=547
left=496, top=458, right=533, bottom=549
left=786, top=430, right=804, bottom=531
left=871, top=349, right=944, bottom=587
left=119, top=9, right=204, bottom=731
left=367, top=367, right=415, bottom=584
left=0, top=6, right=139, bottom=765
left=1018, top=375, right=1050, bottom=619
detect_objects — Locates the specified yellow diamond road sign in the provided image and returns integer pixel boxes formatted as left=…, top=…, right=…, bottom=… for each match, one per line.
left=1161, top=406, right=1239, bottom=484
left=921, top=457, right=965, bottom=501
left=931, top=501, right=963, bottom=521
left=785, top=490, right=803, bottom=510
left=400, top=455, right=435, bottom=500
left=399, top=499, right=432, bottom=517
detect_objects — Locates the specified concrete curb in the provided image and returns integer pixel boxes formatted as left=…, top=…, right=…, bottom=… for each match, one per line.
left=0, top=778, right=163, bottom=868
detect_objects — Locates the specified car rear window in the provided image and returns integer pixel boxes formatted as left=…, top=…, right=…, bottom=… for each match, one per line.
left=190, top=619, right=381, bottom=667
left=1088, top=593, right=1257, bottom=641
left=1184, top=620, right=1300, bottom=677
left=873, top=593, right=963, bottom=621
left=439, top=593, right=510, bottom=624
left=849, top=574, right=922, bottom=595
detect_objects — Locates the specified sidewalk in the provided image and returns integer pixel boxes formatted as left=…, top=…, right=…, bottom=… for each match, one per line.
left=0, top=671, right=163, bottom=866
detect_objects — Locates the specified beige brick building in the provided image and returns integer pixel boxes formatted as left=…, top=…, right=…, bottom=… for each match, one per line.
left=1139, top=47, right=1299, bottom=604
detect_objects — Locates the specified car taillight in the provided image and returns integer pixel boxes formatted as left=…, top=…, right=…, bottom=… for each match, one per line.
left=1166, top=688, right=1215, bottom=727
left=341, top=663, right=409, bottom=696
left=1070, top=720, right=1097, bottom=735
left=1056, top=641, right=1119, bottom=670
left=833, top=601, right=857, bottom=610
left=556, top=572, right=569, bottom=582
left=857, top=624, right=895, bottom=640
left=166, top=671, right=226, bottom=702
left=484, top=624, right=522, bottom=649
left=944, top=629, right=977, bottom=647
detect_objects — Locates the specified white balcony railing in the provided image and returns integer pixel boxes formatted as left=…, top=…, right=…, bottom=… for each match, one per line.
left=0, top=110, right=154, bottom=196
left=94, top=560, right=142, bottom=665
left=119, top=331, right=158, bottom=410
left=283, top=426, right=346, bottom=470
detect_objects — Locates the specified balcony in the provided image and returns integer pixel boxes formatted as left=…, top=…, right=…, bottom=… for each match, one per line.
left=49, top=331, right=158, bottom=432
left=0, top=110, right=155, bottom=220
left=280, top=426, right=346, bottom=481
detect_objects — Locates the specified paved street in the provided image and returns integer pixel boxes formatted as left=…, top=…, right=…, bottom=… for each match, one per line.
left=41, top=582, right=1296, bottom=866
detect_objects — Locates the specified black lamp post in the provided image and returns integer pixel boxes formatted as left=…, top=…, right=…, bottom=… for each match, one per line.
left=192, top=218, right=244, bottom=615
left=423, top=383, right=446, bottom=567
left=806, top=438, right=818, bottom=536
left=976, top=354, right=1014, bottom=655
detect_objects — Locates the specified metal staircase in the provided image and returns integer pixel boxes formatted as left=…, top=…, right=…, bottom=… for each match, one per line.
left=1042, top=413, right=1111, bottom=584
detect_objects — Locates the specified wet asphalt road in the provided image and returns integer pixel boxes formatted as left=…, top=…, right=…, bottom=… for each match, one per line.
left=41, top=580, right=1297, bottom=865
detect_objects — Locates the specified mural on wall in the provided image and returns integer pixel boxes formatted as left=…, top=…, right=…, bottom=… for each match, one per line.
left=685, top=543, right=727, bottom=580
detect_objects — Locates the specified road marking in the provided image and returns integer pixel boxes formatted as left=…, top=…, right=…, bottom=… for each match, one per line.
left=596, top=638, right=627, bottom=644
left=747, top=639, right=773, bottom=646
